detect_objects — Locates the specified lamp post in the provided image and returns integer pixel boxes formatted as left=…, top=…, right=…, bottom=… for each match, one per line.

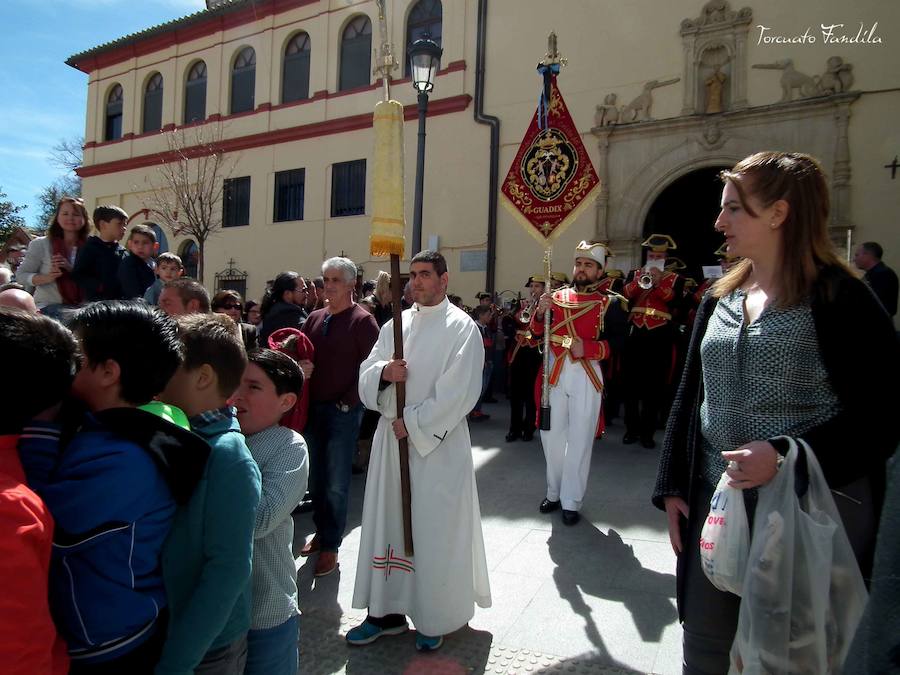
left=407, top=35, right=442, bottom=255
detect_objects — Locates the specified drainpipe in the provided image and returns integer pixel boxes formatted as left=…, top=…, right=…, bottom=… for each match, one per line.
left=474, top=0, right=500, bottom=294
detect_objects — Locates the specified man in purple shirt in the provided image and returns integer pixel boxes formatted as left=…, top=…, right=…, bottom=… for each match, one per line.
left=300, top=257, right=379, bottom=577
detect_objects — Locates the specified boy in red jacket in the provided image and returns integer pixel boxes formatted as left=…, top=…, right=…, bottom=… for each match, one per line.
left=0, top=308, right=78, bottom=675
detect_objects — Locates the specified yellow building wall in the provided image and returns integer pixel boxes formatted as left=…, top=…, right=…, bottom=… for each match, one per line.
left=79, top=0, right=900, bottom=311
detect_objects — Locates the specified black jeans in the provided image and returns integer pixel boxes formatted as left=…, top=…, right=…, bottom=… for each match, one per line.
left=623, top=325, right=672, bottom=440
left=679, top=479, right=740, bottom=675
left=508, top=347, right=540, bottom=435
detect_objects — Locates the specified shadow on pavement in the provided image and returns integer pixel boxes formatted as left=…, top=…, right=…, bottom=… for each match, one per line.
left=549, top=520, right=677, bottom=648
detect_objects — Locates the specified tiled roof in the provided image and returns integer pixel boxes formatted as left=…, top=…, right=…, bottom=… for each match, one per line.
left=65, top=0, right=250, bottom=67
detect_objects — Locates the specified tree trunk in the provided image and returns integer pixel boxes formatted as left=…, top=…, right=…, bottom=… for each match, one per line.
left=197, top=239, right=205, bottom=286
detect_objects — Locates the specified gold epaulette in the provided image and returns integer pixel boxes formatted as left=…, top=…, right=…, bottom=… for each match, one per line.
left=606, top=269, right=624, bottom=278
left=553, top=287, right=607, bottom=309
left=605, top=290, right=629, bottom=311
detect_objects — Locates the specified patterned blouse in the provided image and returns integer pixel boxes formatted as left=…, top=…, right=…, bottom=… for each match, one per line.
left=698, top=290, right=842, bottom=486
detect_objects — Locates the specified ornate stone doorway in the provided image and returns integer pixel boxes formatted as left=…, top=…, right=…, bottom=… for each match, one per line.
left=641, top=166, right=728, bottom=281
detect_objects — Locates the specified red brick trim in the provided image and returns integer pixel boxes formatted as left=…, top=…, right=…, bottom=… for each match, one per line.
left=77, top=94, right=472, bottom=178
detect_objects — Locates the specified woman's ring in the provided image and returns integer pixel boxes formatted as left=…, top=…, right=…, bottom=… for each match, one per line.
left=728, top=460, right=741, bottom=472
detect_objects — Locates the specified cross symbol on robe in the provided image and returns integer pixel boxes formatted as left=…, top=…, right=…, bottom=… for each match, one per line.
left=886, top=156, right=899, bottom=180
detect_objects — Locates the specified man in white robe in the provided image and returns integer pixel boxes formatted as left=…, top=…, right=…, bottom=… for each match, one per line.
left=349, top=250, right=491, bottom=652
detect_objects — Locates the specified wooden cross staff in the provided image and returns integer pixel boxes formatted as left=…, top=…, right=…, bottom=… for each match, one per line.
left=374, top=0, right=413, bottom=557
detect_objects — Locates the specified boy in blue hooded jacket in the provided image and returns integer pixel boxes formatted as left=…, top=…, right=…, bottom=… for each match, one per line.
left=19, top=301, right=209, bottom=673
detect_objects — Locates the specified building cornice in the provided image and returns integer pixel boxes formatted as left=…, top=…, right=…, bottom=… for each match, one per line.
left=67, top=0, right=320, bottom=74
left=77, top=93, right=472, bottom=178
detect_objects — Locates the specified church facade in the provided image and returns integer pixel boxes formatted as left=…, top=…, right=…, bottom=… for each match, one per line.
left=70, top=0, right=899, bottom=308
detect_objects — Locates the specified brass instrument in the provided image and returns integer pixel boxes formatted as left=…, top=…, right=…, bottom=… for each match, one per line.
left=638, top=269, right=654, bottom=290
left=519, top=298, right=538, bottom=324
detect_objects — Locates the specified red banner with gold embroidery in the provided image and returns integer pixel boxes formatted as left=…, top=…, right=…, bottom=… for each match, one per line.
left=501, top=74, right=601, bottom=245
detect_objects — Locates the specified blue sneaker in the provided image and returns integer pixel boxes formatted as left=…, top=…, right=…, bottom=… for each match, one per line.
left=346, top=619, right=408, bottom=646
left=415, top=632, right=444, bottom=651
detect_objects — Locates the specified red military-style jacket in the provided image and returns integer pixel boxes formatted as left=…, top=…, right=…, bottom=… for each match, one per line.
left=623, top=269, right=683, bottom=330
left=529, top=285, right=614, bottom=393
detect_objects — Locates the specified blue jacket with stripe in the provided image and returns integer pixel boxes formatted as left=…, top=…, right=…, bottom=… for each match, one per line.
left=19, top=409, right=209, bottom=664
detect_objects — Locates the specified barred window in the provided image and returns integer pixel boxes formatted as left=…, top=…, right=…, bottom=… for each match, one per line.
left=405, top=0, right=443, bottom=77
left=282, top=32, right=311, bottom=103
left=274, top=169, right=305, bottom=222
left=105, top=84, right=123, bottom=141
left=142, top=73, right=163, bottom=133
left=231, top=47, right=256, bottom=114
left=184, top=61, right=207, bottom=123
left=223, top=176, right=252, bottom=227
left=339, top=16, right=372, bottom=91
left=331, top=160, right=366, bottom=217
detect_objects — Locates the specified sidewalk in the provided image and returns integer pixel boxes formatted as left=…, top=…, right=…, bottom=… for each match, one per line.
left=294, top=399, right=682, bottom=674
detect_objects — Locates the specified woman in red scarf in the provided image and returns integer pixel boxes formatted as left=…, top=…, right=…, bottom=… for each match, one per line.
left=16, top=197, right=88, bottom=319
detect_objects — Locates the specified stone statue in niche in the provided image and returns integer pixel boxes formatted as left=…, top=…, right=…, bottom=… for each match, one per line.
left=752, top=59, right=822, bottom=101
left=594, top=93, right=619, bottom=127
left=705, top=67, right=727, bottom=113
left=819, top=56, right=854, bottom=95
left=618, top=78, right=680, bottom=123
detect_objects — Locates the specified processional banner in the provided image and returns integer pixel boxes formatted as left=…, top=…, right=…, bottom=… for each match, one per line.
left=500, top=73, right=601, bottom=245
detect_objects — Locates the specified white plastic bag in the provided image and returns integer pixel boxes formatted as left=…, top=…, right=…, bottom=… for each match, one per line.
left=700, top=470, right=750, bottom=595
left=729, top=438, right=868, bottom=674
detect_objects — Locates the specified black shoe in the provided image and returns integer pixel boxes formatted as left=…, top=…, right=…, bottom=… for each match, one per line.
left=522, top=431, right=534, bottom=442
left=562, top=509, right=580, bottom=526
left=640, top=437, right=656, bottom=449
left=622, top=433, right=639, bottom=445
left=505, top=431, right=521, bottom=442
left=539, top=498, right=561, bottom=514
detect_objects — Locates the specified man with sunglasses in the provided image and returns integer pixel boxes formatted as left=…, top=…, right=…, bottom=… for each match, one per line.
left=299, top=257, right=379, bottom=578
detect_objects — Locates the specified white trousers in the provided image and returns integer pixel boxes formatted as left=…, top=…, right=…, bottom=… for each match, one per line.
left=539, top=357, right=603, bottom=511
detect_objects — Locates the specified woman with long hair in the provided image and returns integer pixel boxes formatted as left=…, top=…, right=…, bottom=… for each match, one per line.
left=365, top=270, right=393, bottom=327
left=259, top=271, right=307, bottom=345
left=653, top=151, right=899, bottom=673
left=16, top=197, right=89, bottom=318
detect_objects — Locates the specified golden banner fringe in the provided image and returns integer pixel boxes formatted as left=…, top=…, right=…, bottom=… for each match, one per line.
left=370, top=235, right=405, bottom=258
left=500, top=178, right=602, bottom=249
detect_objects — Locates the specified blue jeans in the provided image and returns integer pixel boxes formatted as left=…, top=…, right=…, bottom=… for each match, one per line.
left=307, top=401, right=364, bottom=550
left=245, top=615, right=299, bottom=675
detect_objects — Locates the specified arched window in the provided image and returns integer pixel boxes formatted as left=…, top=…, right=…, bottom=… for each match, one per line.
left=405, top=0, right=442, bottom=77
left=142, top=73, right=163, bottom=133
left=282, top=32, right=311, bottom=103
left=230, top=47, right=256, bottom=114
left=339, top=15, right=372, bottom=91
left=179, top=240, right=199, bottom=279
left=105, top=84, right=123, bottom=141
left=184, top=61, right=207, bottom=123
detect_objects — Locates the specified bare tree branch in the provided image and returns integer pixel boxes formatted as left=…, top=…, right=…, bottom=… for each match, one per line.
left=137, top=124, right=237, bottom=284
left=50, top=136, right=84, bottom=173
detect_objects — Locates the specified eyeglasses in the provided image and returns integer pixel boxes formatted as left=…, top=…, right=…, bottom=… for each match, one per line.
left=222, top=303, right=242, bottom=310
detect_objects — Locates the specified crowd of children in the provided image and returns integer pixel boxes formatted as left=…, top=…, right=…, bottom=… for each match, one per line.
left=1, top=288, right=308, bottom=673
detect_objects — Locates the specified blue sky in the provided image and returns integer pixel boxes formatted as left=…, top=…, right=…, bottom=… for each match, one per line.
left=0, top=0, right=206, bottom=227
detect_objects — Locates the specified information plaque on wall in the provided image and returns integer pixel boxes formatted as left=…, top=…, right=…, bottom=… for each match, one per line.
left=460, top=249, right=488, bottom=272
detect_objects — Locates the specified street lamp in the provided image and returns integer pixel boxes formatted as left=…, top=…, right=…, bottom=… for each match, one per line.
left=407, top=34, right=442, bottom=255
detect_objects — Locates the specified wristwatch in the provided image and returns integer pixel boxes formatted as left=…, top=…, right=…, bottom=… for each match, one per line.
left=336, top=402, right=351, bottom=413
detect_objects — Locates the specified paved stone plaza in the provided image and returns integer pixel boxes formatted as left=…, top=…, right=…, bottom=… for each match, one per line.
left=293, top=400, right=682, bottom=674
